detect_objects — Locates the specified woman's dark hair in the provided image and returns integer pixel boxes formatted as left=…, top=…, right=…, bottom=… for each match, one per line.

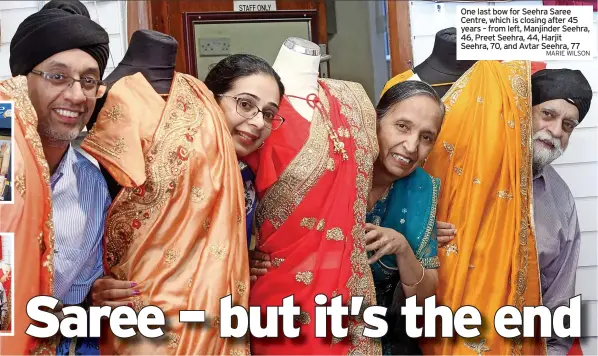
left=376, top=80, right=445, bottom=120
left=204, top=53, right=285, bottom=99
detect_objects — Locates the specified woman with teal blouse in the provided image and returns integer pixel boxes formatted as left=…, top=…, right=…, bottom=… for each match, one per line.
left=365, top=80, right=445, bottom=355
left=248, top=80, right=446, bottom=353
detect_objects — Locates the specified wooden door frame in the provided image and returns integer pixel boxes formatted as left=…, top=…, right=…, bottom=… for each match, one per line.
left=126, top=0, right=152, bottom=42
left=387, top=0, right=413, bottom=76
left=125, top=1, right=326, bottom=75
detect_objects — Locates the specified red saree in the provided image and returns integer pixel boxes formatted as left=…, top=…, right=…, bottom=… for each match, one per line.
left=246, top=79, right=381, bottom=355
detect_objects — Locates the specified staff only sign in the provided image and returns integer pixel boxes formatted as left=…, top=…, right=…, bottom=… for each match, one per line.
left=234, top=0, right=277, bottom=12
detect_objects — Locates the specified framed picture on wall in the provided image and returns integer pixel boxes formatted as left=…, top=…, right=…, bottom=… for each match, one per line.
left=183, top=10, right=319, bottom=80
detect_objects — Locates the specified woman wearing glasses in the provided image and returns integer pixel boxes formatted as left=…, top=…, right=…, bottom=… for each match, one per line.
left=204, top=54, right=285, bottom=248
left=85, top=54, right=284, bottom=354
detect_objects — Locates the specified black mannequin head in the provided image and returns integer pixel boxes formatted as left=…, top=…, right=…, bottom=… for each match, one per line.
left=414, top=27, right=476, bottom=97
left=86, top=29, right=178, bottom=198
left=106, top=29, right=178, bottom=94
left=87, top=30, right=177, bottom=130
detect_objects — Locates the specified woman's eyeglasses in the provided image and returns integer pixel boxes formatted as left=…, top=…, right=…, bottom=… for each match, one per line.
left=30, top=69, right=107, bottom=99
left=217, top=94, right=285, bottom=130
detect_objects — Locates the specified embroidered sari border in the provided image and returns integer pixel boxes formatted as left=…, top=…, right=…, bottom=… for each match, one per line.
left=322, top=79, right=381, bottom=355
left=100, top=73, right=205, bottom=270
left=0, top=76, right=58, bottom=354
left=415, top=176, right=440, bottom=260
left=255, top=84, right=330, bottom=230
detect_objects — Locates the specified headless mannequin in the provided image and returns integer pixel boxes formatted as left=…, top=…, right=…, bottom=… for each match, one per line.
left=88, top=29, right=178, bottom=198
left=272, top=37, right=320, bottom=121
left=87, top=30, right=177, bottom=131
left=106, top=29, right=177, bottom=94
left=414, top=27, right=476, bottom=98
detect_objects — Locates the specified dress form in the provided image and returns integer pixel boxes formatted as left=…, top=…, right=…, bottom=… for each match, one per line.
left=106, top=29, right=177, bottom=94
left=414, top=27, right=476, bottom=98
left=272, top=37, right=320, bottom=121
left=87, top=29, right=178, bottom=198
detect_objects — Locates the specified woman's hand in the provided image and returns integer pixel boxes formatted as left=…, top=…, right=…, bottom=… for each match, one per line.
left=364, top=223, right=410, bottom=264
left=90, top=276, right=138, bottom=307
left=437, top=221, right=457, bottom=246
left=249, top=250, right=271, bottom=284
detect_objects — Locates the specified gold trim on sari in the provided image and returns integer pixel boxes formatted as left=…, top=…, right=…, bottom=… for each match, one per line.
left=419, top=61, right=545, bottom=355
left=0, top=76, right=58, bottom=354
left=249, top=78, right=381, bottom=355
left=82, top=72, right=249, bottom=355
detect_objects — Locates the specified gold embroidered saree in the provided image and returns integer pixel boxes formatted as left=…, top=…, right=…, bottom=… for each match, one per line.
left=419, top=61, right=545, bottom=355
left=245, top=79, right=381, bottom=355
left=81, top=73, right=249, bottom=355
left=0, top=76, right=57, bottom=355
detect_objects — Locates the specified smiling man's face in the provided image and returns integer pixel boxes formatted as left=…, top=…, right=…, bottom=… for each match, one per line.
left=531, top=98, right=579, bottom=174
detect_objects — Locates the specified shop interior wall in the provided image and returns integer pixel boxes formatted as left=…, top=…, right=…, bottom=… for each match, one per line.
left=327, top=0, right=390, bottom=101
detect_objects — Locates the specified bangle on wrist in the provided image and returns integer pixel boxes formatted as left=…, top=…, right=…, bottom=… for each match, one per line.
left=401, top=263, right=425, bottom=288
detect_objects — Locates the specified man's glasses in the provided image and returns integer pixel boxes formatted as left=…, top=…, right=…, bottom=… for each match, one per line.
left=30, top=70, right=107, bottom=99
left=217, top=94, right=285, bottom=130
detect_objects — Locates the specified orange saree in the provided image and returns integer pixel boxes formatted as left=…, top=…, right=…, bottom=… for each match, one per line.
left=245, top=79, right=381, bottom=355
left=81, top=73, right=249, bottom=355
left=418, top=61, right=545, bottom=355
left=0, top=76, right=57, bottom=354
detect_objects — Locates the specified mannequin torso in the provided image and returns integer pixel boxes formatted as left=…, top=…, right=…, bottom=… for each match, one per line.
left=88, top=29, right=178, bottom=198
left=272, top=37, right=320, bottom=121
left=414, top=27, right=476, bottom=98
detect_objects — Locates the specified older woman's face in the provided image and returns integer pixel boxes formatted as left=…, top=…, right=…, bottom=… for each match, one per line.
left=377, top=95, right=443, bottom=179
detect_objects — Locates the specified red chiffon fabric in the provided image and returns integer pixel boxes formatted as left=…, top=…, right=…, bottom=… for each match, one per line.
left=568, top=338, right=584, bottom=355
left=245, top=81, right=378, bottom=355
left=246, top=96, right=311, bottom=199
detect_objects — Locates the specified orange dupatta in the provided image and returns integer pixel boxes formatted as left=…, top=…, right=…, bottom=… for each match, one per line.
left=0, top=76, right=57, bottom=354
left=81, top=73, right=249, bottom=355
left=419, top=61, right=545, bottom=355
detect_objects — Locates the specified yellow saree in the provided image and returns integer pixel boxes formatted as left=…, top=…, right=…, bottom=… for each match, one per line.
left=412, top=61, right=545, bottom=355
left=0, top=76, right=57, bottom=355
left=81, top=73, right=249, bottom=355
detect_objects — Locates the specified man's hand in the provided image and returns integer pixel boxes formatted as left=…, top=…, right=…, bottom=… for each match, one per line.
left=437, top=221, right=457, bottom=247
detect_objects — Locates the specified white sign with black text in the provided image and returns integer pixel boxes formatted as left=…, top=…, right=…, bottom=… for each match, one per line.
left=234, top=1, right=277, bottom=12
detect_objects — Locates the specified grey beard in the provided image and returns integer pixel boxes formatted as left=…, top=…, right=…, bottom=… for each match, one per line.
left=37, top=125, right=80, bottom=146
left=532, top=147, right=564, bottom=176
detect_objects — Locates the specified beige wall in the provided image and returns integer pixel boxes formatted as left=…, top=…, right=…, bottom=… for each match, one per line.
left=194, top=21, right=311, bottom=81
left=328, top=1, right=377, bottom=101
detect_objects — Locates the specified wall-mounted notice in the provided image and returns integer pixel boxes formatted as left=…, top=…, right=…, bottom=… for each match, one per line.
left=457, top=5, right=596, bottom=61
left=234, top=1, right=277, bottom=12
